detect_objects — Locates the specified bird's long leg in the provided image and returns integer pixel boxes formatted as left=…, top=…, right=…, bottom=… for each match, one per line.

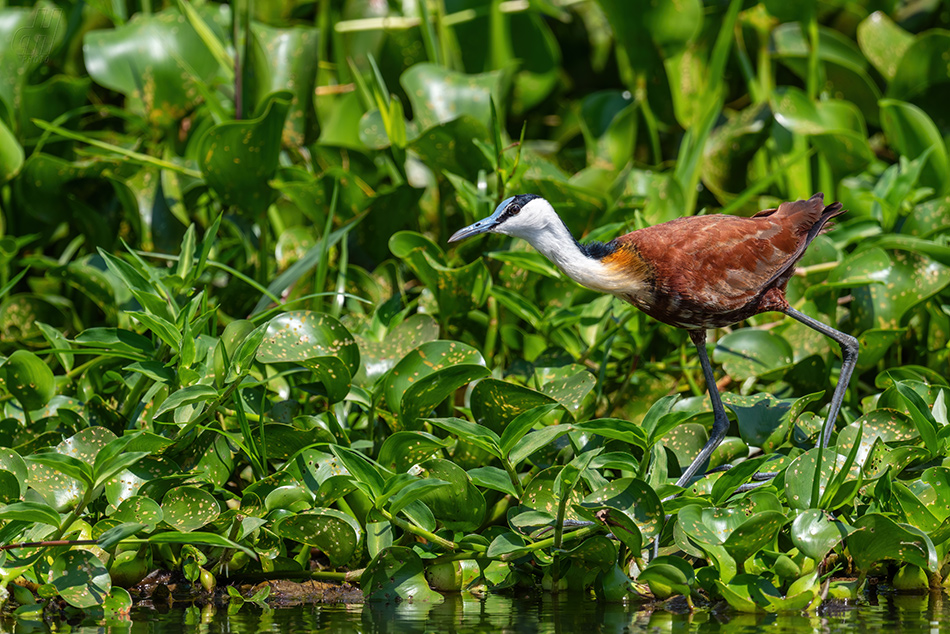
left=675, top=330, right=730, bottom=487
left=783, top=306, right=859, bottom=447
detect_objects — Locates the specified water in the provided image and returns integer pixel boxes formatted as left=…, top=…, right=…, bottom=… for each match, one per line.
left=4, top=592, right=949, bottom=633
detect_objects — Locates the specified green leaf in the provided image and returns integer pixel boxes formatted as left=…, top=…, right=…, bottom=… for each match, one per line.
left=273, top=508, right=362, bottom=566
left=257, top=311, right=359, bottom=403
left=329, top=445, right=389, bottom=500
left=849, top=513, right=939, bottom=573
left=52, top=550, right=110, bottom=608
left=426, top=418, right=502, bottom=459
left=84, top=6, right=227, bottom=126
left=895, top=382, right=939, bottom=454
left=361, top=546, right=445, bottom=603
left=198, top=91, right=293, bottom=216
left=508, top=424, right=573, bottom=467
left=880, top=99, right=950, bottom=195
left=383, top=340, right=488, bottom=429
left=161, top=486, right=220, bottom=532
left=154, top=385, right=219, bottom=419
left=713, top=329, right=793, bottom=381
left=377, top=431, right=451, bottom=473
left=467, top=466, right=518, bottom=498
left=410, top=459, right=486, bottom=532
left=1, top=350, right=55, bottom=411
left=388, top=477, right=450, bottom=518
left=0, top=502, right=61, bottom=528
left=856, top=12, right=913, bottom=82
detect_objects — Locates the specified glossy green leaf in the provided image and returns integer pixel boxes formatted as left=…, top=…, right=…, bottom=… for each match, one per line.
left=880, top=99, right=950, bottom=195
left=849, top=513, right=939, bottom=572
left=162, top=486, right=220, bottom=532
left=257, top=311, right=359, bottom=404
left=856, top=12, right=913, bottom=82
left=2, top=350, right=54, bottom=411
left=409, top=459, right=486, bottom=531
left=713, top=329, right=793, bottom=381
left=198, top=91, right=292, bottom=216
left=52, top=550, right=110, bottom=608
left=273, top=508, right=362, bottom=566
left=362, top=546, right=444, bottom=603
left=383, top=340, right=488, bottom=429
left=84, top=7, right=226, bottom=126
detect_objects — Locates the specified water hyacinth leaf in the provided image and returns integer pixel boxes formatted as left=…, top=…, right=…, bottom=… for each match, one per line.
left=719, top=512, right=787, bottom=566
left=162, top=486, right=219, bottom=532
left=581, top=478, right=664, bottom=543
left=390, top=232, right=492, bottom=318
left=377, top=431, right=451, bottom=472
left=522, top=467, right=586, bottom=521
left=2, top=350, right=55, bottom=411
left=408, top=116, right=494, bottom=178
left=28, top=428, right=117, bottom=511
left=265, top=485, right=313, bottom=512
left=468, top=466, right=518, bottom=498
left=564, top=535, right=618, bottom=578
left=891, top=481, right=940, bottom=533
left=856, top=12, right=912, bottom=82
left=0, top=469, right=20, bottom=503
left=784, top=448, right=860, bottom=510
left=362, top=546, right=444, bottom=603
left=887, top=30, right=950, bottom=102
left=486, top=531, right=527, bottom=558
left=379, top=472, right=442, bottom=510
left=245, top=23, right=320, bottom=146
left=198, top=91, right=292, bottom=217
left=427, top=418, right=502, bottom=459
left=721, top=392, right=802, bottom=451
left=534, top=365, right=596, bottom=415
left=663, top=423, right=708, bottom=475
left=471, top=379, right=559, bottom=434
left=153, top=385, right=218, bottom=420
left=702, top=103, right=771, bottom=202
left=257, top=311, right=359, bottom=404
left=713, top=329, right=793, bottom=381
left=113, top=496, right=163, bottom=532
left=499, top=403, right=564, bottom=455
left=354, top=314, right=439, bottom=387
left=329, top=445, right=388, bottom=500
left=0, top=448, right=28, bottom=491
left=508, top=424, right=573, bottom=467
left=830, top=248, right=950, bottom=332
left=382, top=340, right=488, bottom=429
left=879, top=99, right=950, bottom=195
left=83, top=7, right=225, bottom=126
left=400, top=64, right=503, bottom=132
left=639, top=555, right=694, bottom=600
left=574, top=419, right=648, bottom=452
left=849, top=514, right=939, bottom=572
left=0, top=502, right=61, bottom=528
left=273, top=508, right=362, bottom=566
left=410, top=459, right=486, bottom=532
left=52, top=550, right=111, bottom=609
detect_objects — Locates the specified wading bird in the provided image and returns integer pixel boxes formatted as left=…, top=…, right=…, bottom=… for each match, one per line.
left=449, top=193, right=858, bottom=487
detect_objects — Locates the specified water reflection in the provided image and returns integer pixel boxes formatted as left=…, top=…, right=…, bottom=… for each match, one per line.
left=5, top=591, right=947, bottom=634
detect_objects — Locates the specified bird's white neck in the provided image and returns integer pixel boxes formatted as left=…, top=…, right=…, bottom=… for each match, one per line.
left=515, top=215, right=632, bottom=295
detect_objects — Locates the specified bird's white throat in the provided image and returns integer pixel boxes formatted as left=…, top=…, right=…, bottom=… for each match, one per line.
left=498, top=200, right=643, bottom=297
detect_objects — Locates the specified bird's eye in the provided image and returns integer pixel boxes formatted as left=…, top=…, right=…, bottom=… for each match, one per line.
left=509, top=205, right=521, bottom=215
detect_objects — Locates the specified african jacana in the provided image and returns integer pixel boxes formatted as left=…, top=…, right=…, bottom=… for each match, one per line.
left=449, top=193, right=858, bottom=487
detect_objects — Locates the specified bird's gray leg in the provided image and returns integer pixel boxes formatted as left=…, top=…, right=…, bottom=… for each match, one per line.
left=675, top=330, right=730, bottom=487
left=783, top=306, right=859, bottom=448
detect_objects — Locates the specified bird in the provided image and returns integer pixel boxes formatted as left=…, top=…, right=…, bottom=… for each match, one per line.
left=449, top=193, right=859, bottom=487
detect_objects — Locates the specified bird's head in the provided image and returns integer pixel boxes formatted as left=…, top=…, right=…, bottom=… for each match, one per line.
left=448, top=194, right=555, bottom=243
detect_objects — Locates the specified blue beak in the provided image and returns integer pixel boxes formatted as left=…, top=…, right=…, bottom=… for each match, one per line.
left=448, top=197, right=515, bottom=243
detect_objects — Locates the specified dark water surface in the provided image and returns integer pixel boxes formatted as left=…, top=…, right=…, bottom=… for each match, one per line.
left=6, top=593, right=950, bottom=633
